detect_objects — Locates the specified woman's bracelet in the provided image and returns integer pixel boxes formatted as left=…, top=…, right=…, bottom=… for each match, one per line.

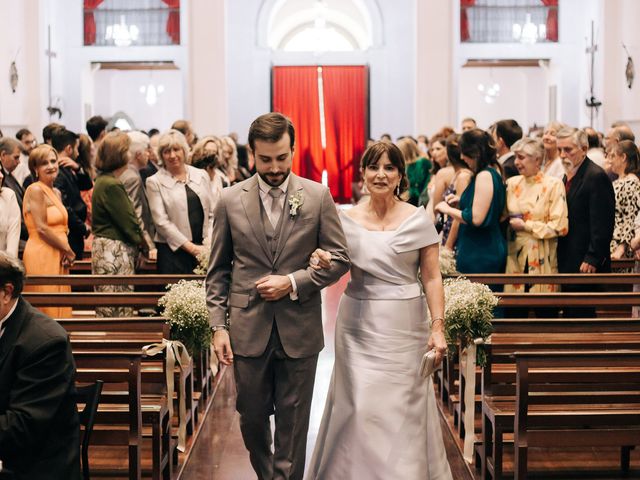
left=430, top=317, right=445, bottom=329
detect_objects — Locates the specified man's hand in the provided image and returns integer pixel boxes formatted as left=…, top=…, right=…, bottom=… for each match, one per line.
left=212, top=330, right=233, bottom=365
left=579, top=262, right=597, bottom=273
left=58, top=157, right=80, bottom=171
left=256, top=275, right=293, bottom=301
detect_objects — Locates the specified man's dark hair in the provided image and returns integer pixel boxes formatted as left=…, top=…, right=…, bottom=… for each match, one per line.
left=0, top=252, right=25, bottom=297
left=86, top=115, right=108, bottom=142
left=51, top=128, right=79, bottom=153
left=15, top=129, right=32, bottom=141
left=583, top=127, right=601, bottom=149
left=248, top=113, right=295, bottom=151
left=495, top=119, right=523, bottom=149
left=148, top=128, right=160, bottom=137
left=42, top=122, right=63, bottom=144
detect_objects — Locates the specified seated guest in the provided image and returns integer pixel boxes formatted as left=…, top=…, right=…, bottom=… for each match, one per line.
left=22, top=145, right=75, bottom=318
left=608, top=140, right=640, bottom=261
left=0, top=169, right=21, bottom=258
left=0, top=138, right=28, bottom=251
left=557, top=127, right=615, bottom=317
left=435, top=129, right=506, bottom=275
left=147, top=130, right=213, bottom=274
left=92, top=132, right=144, bottom=317
left=541, top=121, right=567, bottom=179
left=0, top=252, right=81, bottom=479
left=504, top=138, right=568, bottom=315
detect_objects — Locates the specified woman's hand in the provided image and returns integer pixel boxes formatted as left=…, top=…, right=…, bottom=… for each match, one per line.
left=434, top=201, right=450, bottom=215
left=61, top=248, right=76, bottom=268
left=310, top=248, right=332, bottom=270
left=427, top=330, right=448, bottom=368
left=509, top=217, right=526, bottom=232
left=611, top=244, right=626, bottom=260
left=444, top=193, right=460, bottom=207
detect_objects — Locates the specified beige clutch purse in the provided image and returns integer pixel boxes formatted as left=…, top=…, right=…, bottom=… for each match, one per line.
left=419, top=348, right=437, bottom=378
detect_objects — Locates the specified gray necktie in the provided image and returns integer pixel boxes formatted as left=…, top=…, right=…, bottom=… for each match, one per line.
left=268, top=187, right=284, bottom=228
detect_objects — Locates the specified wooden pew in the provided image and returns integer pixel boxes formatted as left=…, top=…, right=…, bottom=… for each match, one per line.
left=513, top=350, right=640, bottom=480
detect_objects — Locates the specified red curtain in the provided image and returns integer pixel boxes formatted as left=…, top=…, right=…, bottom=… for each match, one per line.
left=272, top=67, right=324, bottom=183
left=541, top=0, right=558, bottom=42
left=460, top=0, right=476, bottom=42
left=162, top=0, right=181, bottom=44
left=322, top=66, right=367, bottom=203
left=83, top=0, right=105, bottom=45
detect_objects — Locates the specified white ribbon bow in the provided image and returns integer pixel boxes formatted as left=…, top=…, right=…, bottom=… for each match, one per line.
left=142, top=339, right=192, bottom=452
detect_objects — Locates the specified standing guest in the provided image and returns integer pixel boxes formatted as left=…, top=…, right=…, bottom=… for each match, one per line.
left=171, top=119, right=196, bottom=148
left=22, top=145, right=75, bottom=318
left=556, top=127, right=615, bottom=317
left=441, top=134, right=472, bottom=251
left=493, top=119, right=523, bottom=179
left=86, top=115, right=108, bottom=147
left=77, top=133, right=96, bottom=254
left=630, top=212, right=640, bottom=318
left=207, top=113, right=350, bottom=480
left=13, top=128, right=37, bottom=185
left=584, top=126, right=606, bottom=169
left=42, top=122, right=63, bottom=146
left=0, top=169, right=21, bottom=258
left=191, top=136, right=225, bottom=206
left=92, top=132, right=144, bottom=317
left=608, top=140, right=640, bottom=261
left=503, top=138, right=568, bottom=316
left=0, top=138, right=28, bottom=251
left=461, top=117, right=477, bottom=132
left=541, top=121, right=567, bottom=179
left=52, top=128, right=93, bottom=260
left=140, top=129, right=161, bottom=185
left=397, top=137, right=432, bottom=206
left=427, top=134, right=455, bottom=220
left=435, top=129, right=506, bottom=275
left=0, top=252, right=81, bottom=480
left=147, top=130, right=213, bottom=274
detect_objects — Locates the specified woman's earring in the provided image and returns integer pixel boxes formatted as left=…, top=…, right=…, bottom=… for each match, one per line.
left=396, top=183, right=400, bottom=196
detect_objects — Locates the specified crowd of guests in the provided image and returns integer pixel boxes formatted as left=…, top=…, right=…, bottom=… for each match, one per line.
left=377, top=118, right=640, bottom=317
left=0, top=117, right=255, bottom=317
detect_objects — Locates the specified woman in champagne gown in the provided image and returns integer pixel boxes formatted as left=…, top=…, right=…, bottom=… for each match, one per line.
left=22, top=145, right=75, bottom=318
left=307, top=142, right=452, bottom=480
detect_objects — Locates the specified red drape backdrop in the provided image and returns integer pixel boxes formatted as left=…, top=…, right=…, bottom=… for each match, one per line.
left=272, top=66, right=324, bottom=183
left=161, top=0, right=181, bottom=44
left=541, top=0, right=558, bottom=42
left=322, top=66, right=367, bottom=203
left=83, top=0, right=105, bottom=45
left=460, top=0, right=476, bottom=42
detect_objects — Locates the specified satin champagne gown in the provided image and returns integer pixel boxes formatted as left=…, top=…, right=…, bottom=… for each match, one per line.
left=22, top=182, right=72, bottom=318
left=307, top=208, right=453, bottom=479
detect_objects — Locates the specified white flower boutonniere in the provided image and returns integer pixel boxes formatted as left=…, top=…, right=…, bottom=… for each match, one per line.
left=288, top=191, right=304, bottom=217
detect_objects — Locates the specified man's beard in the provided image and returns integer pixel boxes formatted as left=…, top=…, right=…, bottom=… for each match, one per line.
left=259, top=169, right=290, bottom=187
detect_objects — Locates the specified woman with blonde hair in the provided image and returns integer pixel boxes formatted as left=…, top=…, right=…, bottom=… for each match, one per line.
left=541, top=121, right=567, bottom=179
left=397, top=137, right=432, bottom=206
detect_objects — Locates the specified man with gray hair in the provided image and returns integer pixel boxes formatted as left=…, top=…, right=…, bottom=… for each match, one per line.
left=556, top=127, right=614, bottom=317
left=0, top=138, right=28, bottom=251
left=0, top=252, right=80, bottom=478
left=121, top=130, right=156, bottom=262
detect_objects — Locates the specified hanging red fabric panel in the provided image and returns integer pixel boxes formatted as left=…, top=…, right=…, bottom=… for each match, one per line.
left=322, top=66, right=367, bottom=203
left=272, top=66, right=324, bottom=183
left=541, top=0, right=558, bottom=42
left=460, top=0, right=476, bottom=42
left=84, top=0, right=105, bottom=45
left=162, top=0, right=181, bottom=44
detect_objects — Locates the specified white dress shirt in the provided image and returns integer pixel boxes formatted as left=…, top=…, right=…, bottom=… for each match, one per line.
left=0, top=187, right=21, bottom=258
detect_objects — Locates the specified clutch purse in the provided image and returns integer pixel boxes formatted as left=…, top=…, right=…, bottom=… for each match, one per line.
left=419, top=348, right=437, bottom=378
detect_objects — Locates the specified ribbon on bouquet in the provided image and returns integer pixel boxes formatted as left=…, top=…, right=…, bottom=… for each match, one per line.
left=142, top=339, right=192, bottom=452
left=460, top=337, right=485, bottom=463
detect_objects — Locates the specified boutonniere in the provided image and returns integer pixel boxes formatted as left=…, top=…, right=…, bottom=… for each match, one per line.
left=288, top=191, right=304, bottom=217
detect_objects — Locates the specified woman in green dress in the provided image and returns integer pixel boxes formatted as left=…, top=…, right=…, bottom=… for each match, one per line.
left=397, top=137, right=432, bottom=206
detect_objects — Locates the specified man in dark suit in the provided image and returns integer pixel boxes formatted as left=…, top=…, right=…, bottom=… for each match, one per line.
left=493, top=119, right=523, bottom=179
left=0, top=138, right=28, bottom=251
left=52, top=128, right=93, bottom=260
left=556, top=127, right=615, bottom=317
left=207, top=113, right=350, bottom=480
left=0, top=252, right=80, bottom=479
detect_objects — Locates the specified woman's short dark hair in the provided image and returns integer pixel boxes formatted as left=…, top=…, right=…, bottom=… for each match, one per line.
left=248, top=113, right=295, bottom=151
left=95, top=132, right=130, bottom=173
left=614, top=140, right=640, bottom=175
left=459, top=128, right=498, bottom=174
left=0, top=251, right=25, bottom=297
left=360, top=141, right=409, bottom=198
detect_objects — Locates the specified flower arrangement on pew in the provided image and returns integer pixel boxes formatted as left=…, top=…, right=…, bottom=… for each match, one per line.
left=158, top=279, right=212, bottom=356
left=439, top=247, right=458, bottom=276
left=443, top=276, right=496, bottom=367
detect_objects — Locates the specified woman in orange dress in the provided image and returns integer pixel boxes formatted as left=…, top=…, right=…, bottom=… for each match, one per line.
left=22, top=145, right=76, bottom=318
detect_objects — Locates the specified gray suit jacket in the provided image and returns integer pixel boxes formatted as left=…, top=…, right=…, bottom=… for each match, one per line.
left=206, top=173, right=350, bottom=358
left=119, top=164, right=155, bottom=251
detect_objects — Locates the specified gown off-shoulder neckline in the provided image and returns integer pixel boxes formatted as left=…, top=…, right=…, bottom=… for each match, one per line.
left=339, top=206, right=424, bottom=232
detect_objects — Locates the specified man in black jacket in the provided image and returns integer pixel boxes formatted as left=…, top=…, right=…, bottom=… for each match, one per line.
left=493, top=119, right=523, bottom=179
left=52, top=128, right=92, bottom=259
left=0, top=252, right=80, bottom=479
left=556, top=127, right=615, bottom=317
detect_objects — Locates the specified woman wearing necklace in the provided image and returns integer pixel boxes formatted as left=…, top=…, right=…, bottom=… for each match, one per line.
left=306, top=141, right=452, bottom=479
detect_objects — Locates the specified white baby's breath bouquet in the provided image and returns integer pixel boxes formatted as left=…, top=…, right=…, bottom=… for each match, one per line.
left=443, top=277, right=497, bottom=367
left=193, top=236, right=211, bottom=275
left=158, top=280, right=211, bottom=356
left=439, top=247, right=458, bottom=276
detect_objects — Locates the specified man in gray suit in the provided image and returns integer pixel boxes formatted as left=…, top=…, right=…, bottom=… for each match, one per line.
left=206, top=113, right=349, bottom=480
